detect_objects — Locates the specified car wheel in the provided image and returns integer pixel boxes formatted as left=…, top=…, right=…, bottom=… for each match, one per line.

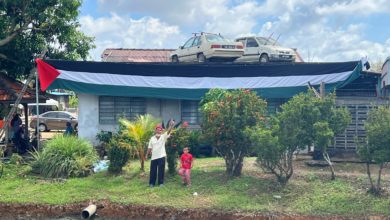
left=259, top=54, right=269, bottom=63
left=74, top=124, right=78, bottom=132
left=171, top=55, right=179, bottom=62
left=38, top=123, right=47, bottom=132
left=197, top=53, right=207, bottom=63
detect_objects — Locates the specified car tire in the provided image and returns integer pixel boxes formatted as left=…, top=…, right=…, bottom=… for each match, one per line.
left=197, top=53, right=207, bottom=63
left=74, top=124, right=78, bottom=132
left=171, top=55, right=179, bottom=62
left=259, top=54, right=269, bottom=63
left=38, top=123, right=47, bottom=132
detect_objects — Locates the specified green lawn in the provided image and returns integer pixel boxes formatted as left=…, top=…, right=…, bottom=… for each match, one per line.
left=0, top=157, right=389, bottom=216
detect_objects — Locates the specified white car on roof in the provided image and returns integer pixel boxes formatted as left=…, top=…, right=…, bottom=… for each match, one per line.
left=171, top=33, right=244, bottom=63
left=235, top=36, right=296, bottom=63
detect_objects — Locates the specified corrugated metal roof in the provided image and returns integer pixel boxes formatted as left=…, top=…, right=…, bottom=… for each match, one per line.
left=101, top=48, right=175, bottom=62
left=0, top=73, right=48, bottom=103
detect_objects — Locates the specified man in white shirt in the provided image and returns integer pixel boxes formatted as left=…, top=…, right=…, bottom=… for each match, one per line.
left=145, top=120, right=174, bottom=187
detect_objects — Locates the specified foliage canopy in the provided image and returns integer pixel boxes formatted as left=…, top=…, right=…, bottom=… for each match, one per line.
left=0, top=0, right=95, bottom=79
left=200, top=89, right=267, bottom=177
left=358, top=106, right=390, bottom=195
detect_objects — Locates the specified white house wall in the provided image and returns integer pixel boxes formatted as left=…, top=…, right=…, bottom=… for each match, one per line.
left=78, top=93, right=101, bottom=145
left=78, top=94, right=181, bottom=145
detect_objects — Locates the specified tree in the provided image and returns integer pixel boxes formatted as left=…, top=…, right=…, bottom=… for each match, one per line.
left=314, top=93, right=351, bottom=180
left=69, top=94, right=78, bottom=108
left=0, top=0, right=95, bottom=79
left=119, top=115, right=159, bottom=172
left=357, top=106, right=390, bottom=195
left=248, top=91, right=350, bottom=184
left=200, top=89, right=267, bottom=177
left=246, top=117, right=296, bottom=186
left=280, top=91, right=350, bottom=180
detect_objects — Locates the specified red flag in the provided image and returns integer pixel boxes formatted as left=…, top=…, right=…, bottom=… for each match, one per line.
left=35, top=58, right=60, bottom=91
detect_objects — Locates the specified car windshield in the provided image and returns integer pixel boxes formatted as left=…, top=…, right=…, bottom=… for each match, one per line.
left=205, top=34, right=229, bottom=43
left=256, top=37, right=280, bottom=46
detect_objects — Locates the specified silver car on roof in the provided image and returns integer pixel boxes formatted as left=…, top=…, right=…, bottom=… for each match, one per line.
left=235, top=36, right=296, bottom=63
left=171, top=33, right=244, bottom=63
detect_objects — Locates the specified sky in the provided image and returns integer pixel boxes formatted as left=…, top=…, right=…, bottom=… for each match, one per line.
left=79, top=0, right=390, bottom=63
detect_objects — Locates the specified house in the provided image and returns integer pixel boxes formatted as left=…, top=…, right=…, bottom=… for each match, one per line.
left=36, top=58, right=384, bottom=152
left=46, top=89, right=72, bottom=110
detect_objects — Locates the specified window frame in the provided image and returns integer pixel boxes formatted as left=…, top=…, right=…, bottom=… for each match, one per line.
left=246, top=38, right=259, bottom=47
left=99, top=96, right=146, bottom=125
left=181, top=100, right=201, bottom=125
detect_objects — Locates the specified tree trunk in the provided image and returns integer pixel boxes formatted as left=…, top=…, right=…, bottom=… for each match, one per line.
left=139, top=145, right=145, bottom=172
left=366, top=162, right=375, bottom=192
left=374, top=163, right=384, bottom=195
left=225, top=155, right=243, bottom=177
left=323, top=152, right=335, bottom=180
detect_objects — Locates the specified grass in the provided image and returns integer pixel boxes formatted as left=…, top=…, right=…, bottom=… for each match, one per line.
left=0, top=157, right=389, bottom=216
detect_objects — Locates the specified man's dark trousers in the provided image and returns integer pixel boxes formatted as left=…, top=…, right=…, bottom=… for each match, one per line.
left=149, top=157, right=165, bottom=186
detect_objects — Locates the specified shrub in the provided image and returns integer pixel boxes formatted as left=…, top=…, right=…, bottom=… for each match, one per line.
left=9, top=154, right=24, bottom=165
left=107, top=138, right=131, bottom=174
left=96, top=130, right=112, bottom=145
left=245, top=117, right=295, bottom=186
left=201, top=89, right=267, bottom=177
left=246, top=91, right=350, bottom=186
left=166, top=122, right=190, bottom=175
left=31, top=135, right=98, bottom=178
left=96, top=130, right=113, bottom=158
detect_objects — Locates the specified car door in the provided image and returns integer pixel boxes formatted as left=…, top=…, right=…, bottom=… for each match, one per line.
left=188, top=36, right=201, bottom=62
left=57, top=112, right=72, bottom=130
left=43, top=112, right=58, bottom=130
left=179, top=37, right=195, bottom=62
left=244, top=38, right=260, bottom=62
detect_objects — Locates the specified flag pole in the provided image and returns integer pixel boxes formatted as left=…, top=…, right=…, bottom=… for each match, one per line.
left=35, top=69, right=40, bottom=151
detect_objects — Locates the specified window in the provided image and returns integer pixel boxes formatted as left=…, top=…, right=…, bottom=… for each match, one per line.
left=183, top=37, right=195, bottom=48
left=181, top=100, right=201, bottom=125
left=99, top=96, right=146, bottom=124
left=192, top=36, right=201, bottom=47
left=57, top=112, right=72, bottom=119
left=205, top=34, right=228, bottom=42
left=246, top=38, right=258, bottom=47
left=43, top=112, right=57, bottom=118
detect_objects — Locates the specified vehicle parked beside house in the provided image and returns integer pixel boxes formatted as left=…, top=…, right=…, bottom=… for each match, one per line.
left=30, top=111, right=77, bottom=132
left=171, top=32, right=244, bottom=63
left=235, top=36, right=296, bottom=63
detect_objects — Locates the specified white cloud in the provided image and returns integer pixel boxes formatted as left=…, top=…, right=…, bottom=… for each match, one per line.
left=79, top=14, right=183, bottom=60
left=316, top=0, right=390, bottom=16
left=252, top=0, right=390, bottom=62
left=80, top=0, right=390, bottom=63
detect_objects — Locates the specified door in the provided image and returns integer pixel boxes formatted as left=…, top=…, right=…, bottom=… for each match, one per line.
left=57, top=112, right=73, bottom=130
left=244, top=38, right=259, bottom=61
left=179, top=37, right=195, bottom=61
left=188, top=36, right=201, bottom=62
left=43, top=112, right=58, bottom=130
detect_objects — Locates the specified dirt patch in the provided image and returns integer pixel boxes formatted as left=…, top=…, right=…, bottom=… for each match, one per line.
left=0, top=201, right=388, bottom=220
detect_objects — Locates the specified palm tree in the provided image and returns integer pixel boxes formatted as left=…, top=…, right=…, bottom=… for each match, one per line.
left=119, top=114, right=159, bottom=171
